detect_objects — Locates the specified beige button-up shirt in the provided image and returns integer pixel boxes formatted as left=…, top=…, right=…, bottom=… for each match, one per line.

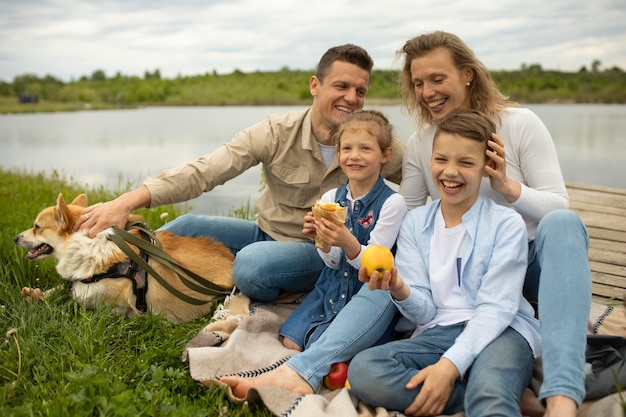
left=144, top=107, right=405, bottom=241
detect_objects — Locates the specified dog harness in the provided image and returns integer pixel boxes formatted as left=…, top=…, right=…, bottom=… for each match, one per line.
left=82, top=250, right=149, bottom=312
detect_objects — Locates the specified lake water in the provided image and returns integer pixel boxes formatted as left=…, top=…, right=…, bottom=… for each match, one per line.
left=1, top=104, right=625, bottom=214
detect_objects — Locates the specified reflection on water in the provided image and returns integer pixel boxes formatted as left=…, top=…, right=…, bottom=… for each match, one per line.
left=1, top=104, right=625, bottom=214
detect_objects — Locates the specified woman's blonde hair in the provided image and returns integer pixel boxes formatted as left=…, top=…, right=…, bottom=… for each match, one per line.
left=397, top=31, right=517, bottom=127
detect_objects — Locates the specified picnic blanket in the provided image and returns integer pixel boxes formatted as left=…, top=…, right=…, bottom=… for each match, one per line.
left=183, top=292, right=626, bottom=417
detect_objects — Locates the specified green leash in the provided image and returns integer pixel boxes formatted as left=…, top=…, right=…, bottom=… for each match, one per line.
left=108, top=221, right=232, bottom=306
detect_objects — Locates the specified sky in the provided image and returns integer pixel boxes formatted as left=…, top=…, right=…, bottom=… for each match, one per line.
left=1, top=0, right=625, bottom=83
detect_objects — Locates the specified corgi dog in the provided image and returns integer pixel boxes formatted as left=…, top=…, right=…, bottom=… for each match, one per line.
left=13, top=193, right=235, bottom=324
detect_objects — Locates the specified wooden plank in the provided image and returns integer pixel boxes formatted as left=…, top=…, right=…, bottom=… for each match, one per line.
left=576, top=212, right=626, bottom=233
left=590, top=271, right=626, bottom=289
left=564, top=182, right=626, bottom=301
left=568, top=189, right=626, bottom=208
left=589, top=260, right=626, bottom=278
left=569, top=200, right=626, bottom=218
left=589, top=247, right=626, bottom=267
left=589, top=238, right=626, bottom=254
left=567, top=182, right=626, bottom=196
left=592, top=282, right=626, bottom=300
left=585, top=227, right=626, bottom=243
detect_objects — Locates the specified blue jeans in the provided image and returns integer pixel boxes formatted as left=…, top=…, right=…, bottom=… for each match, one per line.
left=159, top=214, right=325, bottom=302
left=285, top=284, right=399, bottom=390
left=465, top=328, right=534, bottom=417
left=349, top=325, right=533, bottom=416
left=475, top=210, right=591, bottom=406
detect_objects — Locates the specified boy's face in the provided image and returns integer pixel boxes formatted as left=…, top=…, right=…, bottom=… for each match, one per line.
left=430, top=131, right=486, bottom=213
left=338, top=124, right=389, bottom=188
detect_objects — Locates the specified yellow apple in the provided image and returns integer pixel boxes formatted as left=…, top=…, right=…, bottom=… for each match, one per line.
left=361, top=245, right=394, bottom=276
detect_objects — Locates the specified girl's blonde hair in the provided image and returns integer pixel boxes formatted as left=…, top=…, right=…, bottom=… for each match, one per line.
left=332, top=109, right=393, bottom=154
left=397, top=31, right=517, bottom=127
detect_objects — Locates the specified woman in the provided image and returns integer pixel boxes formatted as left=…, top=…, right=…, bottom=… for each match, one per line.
left=397, top=31, right=591, bottom=417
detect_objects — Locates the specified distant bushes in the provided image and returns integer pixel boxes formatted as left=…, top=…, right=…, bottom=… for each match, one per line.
left=1, top=64, right=625, bottom=109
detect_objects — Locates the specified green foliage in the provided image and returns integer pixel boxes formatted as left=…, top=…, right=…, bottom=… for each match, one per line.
left=492, top=65, right=626, bottom=103
left=2, top=64, right=623, bottom=114
left=0, top=168, right=270, bottom=417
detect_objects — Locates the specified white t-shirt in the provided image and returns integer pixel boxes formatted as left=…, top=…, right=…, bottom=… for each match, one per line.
left=421, top=208, right=473, bottom=330
left=318, top=143, right=337, bottom=169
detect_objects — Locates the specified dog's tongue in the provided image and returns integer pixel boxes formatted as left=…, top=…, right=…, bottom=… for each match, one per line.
left=27, top=244, right=53, bottom=259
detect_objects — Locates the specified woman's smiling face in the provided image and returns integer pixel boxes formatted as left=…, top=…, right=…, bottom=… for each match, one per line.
left=410, top=48, right=473, bottom=121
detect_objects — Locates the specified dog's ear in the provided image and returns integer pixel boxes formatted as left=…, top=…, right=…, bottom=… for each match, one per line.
left=70, top=194, right=88, bottom=207
left=55, top=193, right=73, bottom=232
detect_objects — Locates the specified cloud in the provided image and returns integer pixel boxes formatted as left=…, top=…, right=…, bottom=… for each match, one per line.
left=1, top=0, right=625, bottom=82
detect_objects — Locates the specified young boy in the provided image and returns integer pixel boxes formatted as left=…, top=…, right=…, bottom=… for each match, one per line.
left=348, top=109, right=541, bottom=417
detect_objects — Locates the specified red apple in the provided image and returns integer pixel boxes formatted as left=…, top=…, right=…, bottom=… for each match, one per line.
left=323, top=362, right=349, bottom=390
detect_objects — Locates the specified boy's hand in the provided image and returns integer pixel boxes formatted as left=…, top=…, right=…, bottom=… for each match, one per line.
left=405, top=358, right=459, bottom=416
left=360, top=266, right=408, bottom=301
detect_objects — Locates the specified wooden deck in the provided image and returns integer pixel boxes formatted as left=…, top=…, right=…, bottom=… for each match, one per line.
left=566, top=182, right=626, bottom=303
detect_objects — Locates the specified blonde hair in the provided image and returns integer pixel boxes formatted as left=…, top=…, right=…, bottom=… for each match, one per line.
left=332, top=109, right=393, bottom=154
left=397, top=31, right=517, bottom=127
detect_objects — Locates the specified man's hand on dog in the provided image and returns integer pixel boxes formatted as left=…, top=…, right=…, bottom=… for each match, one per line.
left=73, top=187, right=151, bottom=238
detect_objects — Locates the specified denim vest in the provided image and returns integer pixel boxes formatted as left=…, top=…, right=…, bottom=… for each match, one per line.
left=280, top=176, right=397, bottom=349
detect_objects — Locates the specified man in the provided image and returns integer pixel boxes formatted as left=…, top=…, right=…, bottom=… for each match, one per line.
left=73, top=44, right=404, bottom=302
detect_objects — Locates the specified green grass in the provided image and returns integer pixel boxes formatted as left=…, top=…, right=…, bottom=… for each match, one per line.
left=0, top=168, right=270, bottom=416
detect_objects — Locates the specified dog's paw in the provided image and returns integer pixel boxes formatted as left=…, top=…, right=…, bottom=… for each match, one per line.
left=21, top=287, right=44, bottom=302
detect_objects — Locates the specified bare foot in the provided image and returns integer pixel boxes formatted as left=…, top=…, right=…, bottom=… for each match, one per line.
left=282, top=337, right=303, bottom=352
left=544, top=395, right=577, bottom=417
left=520, top=388, right=545, bottom=417
left=21, top=287, right=44, bottom=302
left=220, top=365, right=314, bottom=399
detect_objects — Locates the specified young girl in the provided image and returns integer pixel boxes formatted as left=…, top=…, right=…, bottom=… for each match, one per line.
left=279, top=109, right=407, bottom=351
left=349, top=109, right=541, bottom=417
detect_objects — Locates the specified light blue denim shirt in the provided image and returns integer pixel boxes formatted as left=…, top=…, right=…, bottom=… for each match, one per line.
left=394, top=195, right=541, bottom=377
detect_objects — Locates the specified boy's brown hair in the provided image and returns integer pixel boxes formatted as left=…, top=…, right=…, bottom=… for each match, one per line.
left=434, top=109, right=496, bottom=158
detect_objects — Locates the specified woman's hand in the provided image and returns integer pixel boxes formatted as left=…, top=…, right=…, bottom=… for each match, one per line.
left=486, top=133, right=521, bottom=203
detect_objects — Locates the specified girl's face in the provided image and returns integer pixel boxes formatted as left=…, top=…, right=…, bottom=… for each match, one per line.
left=430, top=131, right=486, bottom=213
left=338, top=123, right=389, bottom=186
left=410, top=48, right=473, bottom=121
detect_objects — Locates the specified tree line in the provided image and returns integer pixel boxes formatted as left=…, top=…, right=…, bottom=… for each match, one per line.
left=1, top=62, right=625, bottom=108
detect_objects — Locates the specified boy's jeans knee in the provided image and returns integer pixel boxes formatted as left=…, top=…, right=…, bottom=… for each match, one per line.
left=465, top=327, right=534, bottom=417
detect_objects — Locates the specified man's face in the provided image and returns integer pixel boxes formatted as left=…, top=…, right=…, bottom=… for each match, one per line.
left=310, top=61, right=370, bottom=137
